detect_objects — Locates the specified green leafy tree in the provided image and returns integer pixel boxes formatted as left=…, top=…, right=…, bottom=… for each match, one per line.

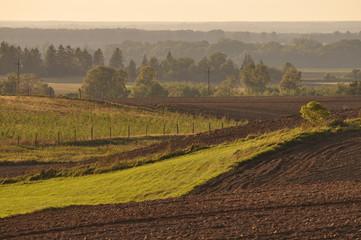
left=240, top=63, right=270, bottom=94
left=81, top=65, right=129, bottom=99
left=109, top=48, right=124, bottom=68
left=280, top=62, right=294, bottom=73
left=241, top=54, right=255, bottom=70
left=0, top=73, right=54, bottom=96
left=345, top=69, right=361, bottom=81
left=345, top=81, right=361, bottom=95
left=279, top=66, right=302, bottom=94
left=322, top=73, right=338, bottom=82
left=215, top=75, right=237, bottom=96
left=132, top=66, right=168, bottom=97
left=300, top=101, right=331, bottom=125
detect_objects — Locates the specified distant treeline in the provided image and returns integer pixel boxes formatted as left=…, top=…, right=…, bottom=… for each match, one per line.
left=1, top=38, right=361, bottom=80
left=2, top=28, right=361, bottom=47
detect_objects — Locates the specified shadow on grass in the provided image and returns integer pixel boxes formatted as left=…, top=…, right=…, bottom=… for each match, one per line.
left=66, top=135, right=180, bottom=147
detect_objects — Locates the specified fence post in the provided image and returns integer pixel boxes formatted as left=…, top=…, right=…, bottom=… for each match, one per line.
left=57, top=131, right=60, bottom=144
left=109, top=126, right=112, bottom=139
left=74, top=129, right=77, bottom=142
left=208, top=123, right=211, bottom=132
left=163, top=124, right=166, bottom=135
left=35, top=133, right=38, bottom=146
left=145, top=125, right=148, bottom=136
left=17, top=136, right=20, bottom=145
left=176, top=123, right=179, bottom=135
left=127, top=125, right=130, bottom=138
left=221, top=123, right=224, bottom=129
left=91, top=126, right=93, bottom=140
left=192, top=123, right=195, bottom=134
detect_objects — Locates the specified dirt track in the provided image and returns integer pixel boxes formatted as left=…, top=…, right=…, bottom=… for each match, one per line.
left=1, top=127, right=361, bottom=239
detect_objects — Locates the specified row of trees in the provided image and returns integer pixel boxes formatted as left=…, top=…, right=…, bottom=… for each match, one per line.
left=92, top=38, right=361, bottom=68
left=81, top=56, right=303, bottom=99
left=2, top=38, right=361, bottom=79
left=1, top=64, right=359, bottom=98
left=0, top=42, right=126, bottom=77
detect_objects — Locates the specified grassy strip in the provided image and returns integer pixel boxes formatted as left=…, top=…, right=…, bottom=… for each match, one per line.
left=0, top=136, right=174, bottom=164
left=0, top=125, right=345, bottom=218
left=0, top=142, right=208, bottom=184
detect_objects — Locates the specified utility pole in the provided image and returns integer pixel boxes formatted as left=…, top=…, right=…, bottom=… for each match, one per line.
left=14, top=59, right=21, bottom=94
left=206, top=66, right=212, bottom=96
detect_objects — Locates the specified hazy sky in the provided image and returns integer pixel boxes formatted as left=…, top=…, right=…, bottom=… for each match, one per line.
left=2, top=0, right=361, bottom=22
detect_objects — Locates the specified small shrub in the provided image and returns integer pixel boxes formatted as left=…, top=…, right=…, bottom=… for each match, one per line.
left=300, top=101, right=331, bottom=125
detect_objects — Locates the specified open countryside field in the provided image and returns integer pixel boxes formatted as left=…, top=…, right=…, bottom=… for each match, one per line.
left=300, top=68, right=352, bottom=79
left=0, top=109, right=360, bottom=239
left=113, top=95, right=361, bottom=121
left=0, top=96, right=360, bottom=239
left=0, top=96, right=235, bottom=145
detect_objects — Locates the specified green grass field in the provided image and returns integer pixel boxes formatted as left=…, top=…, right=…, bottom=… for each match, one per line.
left=0, top=96, right=237, bottom=145
left=0, top=126, right=340, bottom=218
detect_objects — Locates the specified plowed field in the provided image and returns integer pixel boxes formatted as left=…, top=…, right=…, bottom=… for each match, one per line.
left=1, top=129, right=360, bottom=239
left=113, top=96, right=361, bottom=120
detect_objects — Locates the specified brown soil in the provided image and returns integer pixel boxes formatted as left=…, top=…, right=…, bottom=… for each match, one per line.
left=113, top=96, right=361, bottom=121
left=0, top=130, right=360, bottom=239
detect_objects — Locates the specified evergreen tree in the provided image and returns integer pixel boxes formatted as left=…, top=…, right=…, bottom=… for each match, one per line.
left=126, top=59, right=137, bottom=81
left=141, top=54, right=149, bottom=66
left=56, top=45, right=67, bottom=75
left=74, top=48, right=92, bottom=73
left=109, top=48, right=124, bottom=68
left=149, top=56, right=160, bottom=72
left=93, top=49, right=105, bottom=66
left=166, top=51, right=174, bottom=62
left=44, top=45, right=57, bottom=76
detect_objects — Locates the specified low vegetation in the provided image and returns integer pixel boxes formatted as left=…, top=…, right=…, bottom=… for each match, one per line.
left=300, top=101, right=331, bottom=125
left=0, top=96, right=237, bottom=144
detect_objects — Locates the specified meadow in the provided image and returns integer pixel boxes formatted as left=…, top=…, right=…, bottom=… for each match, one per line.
left=0, top=96, right=237, bottom=146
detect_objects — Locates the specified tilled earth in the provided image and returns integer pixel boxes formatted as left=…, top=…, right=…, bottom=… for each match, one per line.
left=1, top=123, right=361, bottom=239
left=113, top=96, right=361, bottom=121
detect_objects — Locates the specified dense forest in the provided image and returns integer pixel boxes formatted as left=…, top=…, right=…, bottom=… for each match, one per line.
left=1, top=38, right=361, bottom=82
